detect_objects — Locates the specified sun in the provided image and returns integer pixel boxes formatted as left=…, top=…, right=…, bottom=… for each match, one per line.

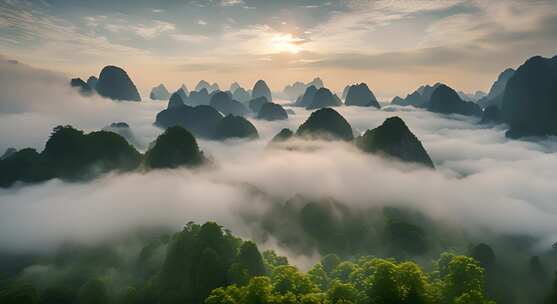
left=270, top=34, right=303, bottom=54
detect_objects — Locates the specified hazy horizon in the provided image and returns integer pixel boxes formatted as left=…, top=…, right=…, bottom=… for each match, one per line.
left=1, top=0, right=557, bottom=100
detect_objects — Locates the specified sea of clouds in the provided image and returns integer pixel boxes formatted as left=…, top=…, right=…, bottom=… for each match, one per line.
left=1, top=57, right=557, bottom=264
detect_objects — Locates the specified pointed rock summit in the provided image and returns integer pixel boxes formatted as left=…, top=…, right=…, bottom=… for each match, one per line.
left=307, top=88, right=342, bottom=109
left=501, top=55, right=557, bottom=138
left=252, top=80, right=272, bottom=103
left=95, top=65, right=141, bottom=101
left=428, top=84, right=481, bottom=116
left=150, top=84, right=170, bottom=100
left=356, top=117, right=434, bottom=168
left=210, top=91, right=248, bottom=116
left=295, top=85, right=318, bottom=107
left=345, top=83, right=380, bottom=108
left=296, top=108, right=353, bottom=141
left=213, top=115, right=259, bottom=140
left=257, top=102, right=288, bottom=121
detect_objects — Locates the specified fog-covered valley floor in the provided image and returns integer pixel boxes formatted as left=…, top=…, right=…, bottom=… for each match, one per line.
left=1, top=58, right=557, bottom=267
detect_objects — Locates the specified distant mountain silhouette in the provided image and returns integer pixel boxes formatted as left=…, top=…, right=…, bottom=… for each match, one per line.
left=283, top=77, right=323, bottom=100
left=187, top=88, right=211, bottom=106
left=95, top=65, right=141, bottom=101
left=257, top=102, right=288, bottom=121
left=195, top=80, right=219, bottom=93
left=179, top=84, right=189, bottom=95
left=501, top=55, right=557, bottom=138
left=428, top=84, right=482, bottom=116
left=70, top=78, right=93, bottom=95
left=252, top=80, right=272, bottom=103
left=150, top=84, right=170, bottom=100
left=167, top=92, right=185, bottom=109
left=306, top=88, right=342, bottom=109
left=86, top=76, right=98, bottom=90
left=477, top=68, right=515, bottom=108
left=294, top=85, right=317, bottom=107
left=391, top=83, right=442, bottom=108
left=229, top=82, right=241, bottom=93
left=232, top=87, right=251, bottom=103
left=155, top=104, right=223, bottom=139
left=345, top=83, right=380, bottom=108
left=356, top=116, right=434, bottom=168
left=271, top=128, right=294, bottom=143
left=0, top=148, right=16, bottom=160
left=210, top=91, right=248, bottom=116
left=175, top=86, right=189, bottom=103
left=144, top=126, right=203, bottom=169
left=213, top=115, right=259, bottom=140
left=248, top=96, right=269, bottom=113
left=296, top=108, right=353, bottom=141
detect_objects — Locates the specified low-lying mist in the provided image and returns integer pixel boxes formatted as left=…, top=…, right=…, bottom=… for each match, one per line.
left=1, top=57, right=557, bottom=266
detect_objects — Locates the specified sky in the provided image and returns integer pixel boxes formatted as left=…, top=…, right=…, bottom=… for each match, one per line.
left=1, top=0, right=557, bottom=99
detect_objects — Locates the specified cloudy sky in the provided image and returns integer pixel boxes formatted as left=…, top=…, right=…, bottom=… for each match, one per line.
left=1, top=0, right=556, bottom=99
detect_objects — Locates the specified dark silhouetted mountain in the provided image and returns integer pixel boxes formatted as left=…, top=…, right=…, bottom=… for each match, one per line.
left=179, top=84, right=189, bottom=95
left=392, top=83, right=442, bottom=108
left=0, top=125, right=141, bottom=187
left=195, top=80, right=211, bottom=92
left=210, top=91, right=248, bottom=116
left=70, top=78, right=92, bottom=95
left=232, top=87, right=251, bottom=103
left=271, top=128, right=294, bottom=143
left=478, top=68, right=516, bottom=108
left=144, top=126, right=203, bottom=169
left=95, top=65, right=141, bottom=101
left=480, top=105, right=501, bottom=124
left=102, top=122, right=142, bottom=149
left=345, top=83, right=380, bottom=108
left=428, top=84, right=482, bottom=116
left=1, top=148, right=16, bottom=160
left=391, top=96, right=404, bottom=105
left=86, top=76, right=98, bottom=90
left=296, top=108, right=353, bottom=141
left=175, top=87, right=189, bottom=103
left=187, top=88, right=210, bottom=106
left=230, top=82, right=241, bottom=93
left=41, top=126, right=141, bottom=178
left=155, top=104, right=223, bottom=139
left=0, top=148, right=46, bottom=187
left=283, top=77, right=324, bottom=100
left=356, top=116, right=434, bottom=168
left=248, top=96, right=269, bottom=113
left=257, top=102, right=288, bottom=121
left=252, top=80, right=272, bottom=102
left=150, top=84, right=170, bottom=100
left=167, top=92, right=185, bottom=109
left=213, top=115, right=258, bottom=140
left=501, top=55, right=557, bottom=138
left=307, top=88, right=342, bottom=109
left=294, top=85, right=317, bottom=107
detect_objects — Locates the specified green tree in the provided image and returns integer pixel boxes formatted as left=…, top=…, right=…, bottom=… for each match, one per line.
left=145, top=126, right=203, bottom=169
left=77, top=279, right=109, bottom=304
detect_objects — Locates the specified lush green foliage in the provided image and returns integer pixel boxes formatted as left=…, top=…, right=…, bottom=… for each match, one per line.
left=144, top=126, right=203, bottom=169
left=0, top=222, right=498, bottom=304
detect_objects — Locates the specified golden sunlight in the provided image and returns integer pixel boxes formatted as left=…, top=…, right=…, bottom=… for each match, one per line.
left=270, top=33, right=303, bottom=54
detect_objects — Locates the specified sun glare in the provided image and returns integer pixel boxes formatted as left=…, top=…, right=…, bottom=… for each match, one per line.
left=270, top=33, right=303, bottom=54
